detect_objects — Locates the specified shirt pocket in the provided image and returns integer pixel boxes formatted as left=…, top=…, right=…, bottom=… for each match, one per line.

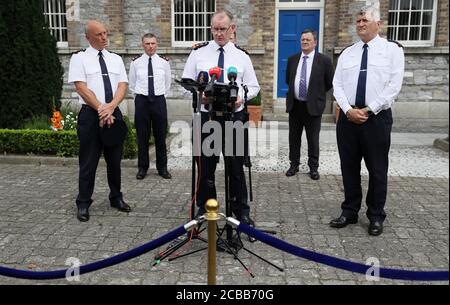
left=153, top=67, right=166, bottom=89
left=85, top=64, right=101, bottom=82
left=369, top=53, right=391, bottom=86
left=107, top=64, right=121, bottom=84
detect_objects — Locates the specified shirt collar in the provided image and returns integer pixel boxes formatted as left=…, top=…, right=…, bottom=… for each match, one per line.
left=87, top=45, right=109, bottom=57
left=359, top=34, right=381, bottom=49
left=211, top=40, right=232, bottom=52
left=301, top=49, right=315, bottom=59
left=143, top=53, right=157, bottom=60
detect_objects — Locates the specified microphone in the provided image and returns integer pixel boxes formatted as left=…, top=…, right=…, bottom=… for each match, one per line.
left=205, top=67, right=222, bottom=97
left=227, top=66, right=239, bottom=103
left=208, top=67, right=222, bottom=83
left=196, top=71, right=209, bottom=92
left=227, top=66, right=238, bottom=83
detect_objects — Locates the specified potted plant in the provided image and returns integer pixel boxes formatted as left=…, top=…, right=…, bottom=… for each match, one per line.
left=246, top=91, right=262, bottom=127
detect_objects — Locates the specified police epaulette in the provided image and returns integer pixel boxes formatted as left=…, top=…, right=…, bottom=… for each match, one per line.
left=109, top=50, right=120, bottom=55
left=132, top=54, right=143, bottom=61
left=160, top=55, right=170, bottom=61
left=388, top=39, right=404, bottom=48
left=71, top=48, right=85, bottom=55
left=339, top=43, right=354, bottom=55
left=235, top=44, right=249, bottom=55
left=192, top=41, right=209, bottom=50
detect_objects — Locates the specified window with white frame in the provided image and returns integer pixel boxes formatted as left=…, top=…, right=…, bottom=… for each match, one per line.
left=387, top=0, right=438, bottom=47
left=172, top=0, right=215, bottom=47
left=42, top=0, right=68, bottom=47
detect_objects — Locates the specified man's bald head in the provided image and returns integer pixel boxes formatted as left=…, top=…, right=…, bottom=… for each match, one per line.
left=85, top=20, right=108, bottom=51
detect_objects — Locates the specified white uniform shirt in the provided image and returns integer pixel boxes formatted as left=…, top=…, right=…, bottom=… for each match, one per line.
left=128, top=53, right=171, bottom=96
left=68, top=46, right=128, bottom=104
left=182, top=40, right=260, bottom=113
left=294, top=50, right=315, bottom=100
left=333, top=35, right=405, bottom=115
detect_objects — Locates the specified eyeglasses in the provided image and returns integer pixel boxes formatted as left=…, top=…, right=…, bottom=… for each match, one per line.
left=211, top=25, right=231, bottom=34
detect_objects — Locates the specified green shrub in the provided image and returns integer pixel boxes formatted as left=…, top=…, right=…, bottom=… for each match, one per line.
left=0, top=1, right=64, bottom=128
left=21, top=115, right=51, bottom=130
left=0, top=127, right=138, bottom=158
left=247, top=91, right=262, bottom=106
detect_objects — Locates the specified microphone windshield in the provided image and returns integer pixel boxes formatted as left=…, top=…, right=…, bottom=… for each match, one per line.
left=209, top=67, right=222, bottom=80
left=197, top=71, right=209, bottom=86
left=227, top=66, right=238, bottom=81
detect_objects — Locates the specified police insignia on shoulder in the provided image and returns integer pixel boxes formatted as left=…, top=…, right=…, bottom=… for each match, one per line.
left=192, top=41, right=209, bottom=50
left=132, top=54, right=143, bottom=61
left=235, top=44, right=249, bottom=55
left=71, top=48, right=86, bottom=55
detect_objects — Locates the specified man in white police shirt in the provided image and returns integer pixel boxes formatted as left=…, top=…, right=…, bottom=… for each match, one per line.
left=330, top=5, right=405, bottom=236
left=182, top=9, right=260, bottom=225
left=129, top=33, right=172, bottom=180
left=68, top=20, right=131, bottom=222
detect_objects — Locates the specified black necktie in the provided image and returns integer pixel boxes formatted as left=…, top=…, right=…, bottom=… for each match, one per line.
left=355, top=44, right=368, bottom=107
left=148, top=57, right=155, bottom=100
left=218, top=47, right=224, bottom=82
left=98, top=51, right=113, bottom=103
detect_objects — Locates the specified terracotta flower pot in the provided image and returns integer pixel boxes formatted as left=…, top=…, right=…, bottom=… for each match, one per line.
left=247, top=105, right=262, bottom=127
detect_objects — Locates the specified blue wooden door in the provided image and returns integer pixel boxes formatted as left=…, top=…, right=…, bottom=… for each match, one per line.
left=277, top=10, right=320, bottom=97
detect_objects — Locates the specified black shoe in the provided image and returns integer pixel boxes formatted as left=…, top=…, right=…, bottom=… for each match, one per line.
left=136, top=169, right=147, bottom=180
left=309, top=170, right=320, bottom=180
left=158, top=169, right=172, bottom=179
left=368, top=221, right=383, bottom=236
left=110, top=199, right=132, bottom=213
left=240, top=215, right=255, bottom=227
left=329, top=215, right=358, bottom=228
left=77, top=207, right=89, bottom=222
left=286, top=165, right=299, bottom=177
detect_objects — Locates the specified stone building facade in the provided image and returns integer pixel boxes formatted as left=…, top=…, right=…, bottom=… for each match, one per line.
left=55, top=0, right=448, bottom=130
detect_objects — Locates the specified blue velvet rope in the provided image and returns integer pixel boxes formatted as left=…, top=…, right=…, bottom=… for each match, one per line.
left=238, top=223, right=449, bottom=281
left=0, top=225, right=186, bottom=280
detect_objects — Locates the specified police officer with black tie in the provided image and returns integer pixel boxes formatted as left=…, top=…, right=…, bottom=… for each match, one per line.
left=182, top=9, right=260, bottom=225
left=330, top=5, right=404, bottom=236
left=68, top=20, right=131, bottom=222
left=129, top=33, right=172, bottom=180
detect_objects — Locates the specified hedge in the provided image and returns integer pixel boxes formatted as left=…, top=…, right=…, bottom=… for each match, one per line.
left=0, top=127, right=139, bottom=159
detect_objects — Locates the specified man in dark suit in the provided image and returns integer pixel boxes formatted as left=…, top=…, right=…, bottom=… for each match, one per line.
left=285, top=29, right=334, bottom=180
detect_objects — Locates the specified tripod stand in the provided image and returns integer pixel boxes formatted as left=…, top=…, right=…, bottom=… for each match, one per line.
left=153, top=79, right=283, bottom=275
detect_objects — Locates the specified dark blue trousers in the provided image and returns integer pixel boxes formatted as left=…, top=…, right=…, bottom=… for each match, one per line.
left=76, top=105, right=124, bottom=208
left=336, top=109, right=392, bottom=222
left=134, top=94, right=168, bottom=173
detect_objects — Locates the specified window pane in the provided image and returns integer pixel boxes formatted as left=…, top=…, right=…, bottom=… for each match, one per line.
left=387, top=27, right=395, bottom=40
left=175, top=28, right=183, bottom=41
left=185, top=28, right=194, bottom=41
left=195, top=13, right=204, bottom=27
left=175, top=14, right=183, bottom=27
left=195, top=28, right=204, bottom=40
left=388, top=12, right=398, bottom=25
left=399, top=12, right=410, bottom=25
left=422, top=11, right=432, bottom=25
left=185, top=14, right=193, bottom=27
left=196, top=0, right=204, bottom=11
left=423, top=0, right=433, bottom=9
left=398, top=27, right=408, bottom=40
left=409, top=26, right=419, bottom=39
left=175, top=0, right=182, bottom=12
left=421, top=26, right=431, bottom=40
left=400, top=0, right=410, bottom=10
left=390, top=0, right=400, bottom=10
left=185, top=0, right=193, bottom=12
left=411, top=0, right=422, bottom=10
left=410, top=12, right=420, bottom=25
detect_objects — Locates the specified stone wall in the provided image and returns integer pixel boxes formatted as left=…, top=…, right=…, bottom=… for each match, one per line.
left=59, top=0, right=448, bottom=130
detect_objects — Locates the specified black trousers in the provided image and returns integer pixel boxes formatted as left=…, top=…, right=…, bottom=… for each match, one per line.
left=288, top=101, right=322, bottom=171
left=336, top=108, right=393, bottom=222
left=76, top=105, right=124, bottom=208
left=134, top=94, right=168, bottom=173
left=196, top=111, right=249, bottom=219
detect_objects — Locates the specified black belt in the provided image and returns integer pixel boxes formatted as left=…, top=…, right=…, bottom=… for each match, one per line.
left=137, top=94, right=164, bottom=99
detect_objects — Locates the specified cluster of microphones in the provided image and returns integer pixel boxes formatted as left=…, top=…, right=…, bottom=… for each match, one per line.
left=178, top=66, right=238, bottom=95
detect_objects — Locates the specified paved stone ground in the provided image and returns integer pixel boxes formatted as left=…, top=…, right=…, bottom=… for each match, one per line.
left=0, top=124, right=448, bottom=285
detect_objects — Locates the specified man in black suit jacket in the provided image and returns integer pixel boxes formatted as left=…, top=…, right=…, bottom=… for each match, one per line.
left=285, top=29, right=334, bottom=180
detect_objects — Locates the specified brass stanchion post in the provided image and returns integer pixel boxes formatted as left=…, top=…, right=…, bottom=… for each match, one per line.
left=205, top=199, right=220, bottom=285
